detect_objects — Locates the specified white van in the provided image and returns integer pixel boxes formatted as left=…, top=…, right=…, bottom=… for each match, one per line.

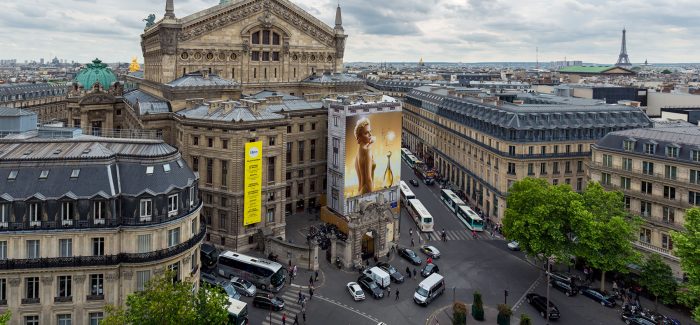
left=362, top=266, right=391, bottom=289
left=413, top=273, right=445, bottom=305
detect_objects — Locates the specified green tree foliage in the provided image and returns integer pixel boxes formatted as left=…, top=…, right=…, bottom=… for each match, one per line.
left=102, top=272, right=229, bottom=325
left=496, top=304, right=512, bottom=325
left=471, top=291, right=484, bottom=321
left=453, top=301, right=467, bottom=325
left=639, top=254, right=677, bottom=311
left=671, top=207, right=700, bottom=322
left=0, top=310, right=11, bottom=325
left=519, top=314, right=532, bottom=325
left=661, top=69, right=672, bottom=74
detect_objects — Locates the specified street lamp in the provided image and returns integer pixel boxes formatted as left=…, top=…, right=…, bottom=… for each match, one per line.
left=504, top=289, right=508, bottom=304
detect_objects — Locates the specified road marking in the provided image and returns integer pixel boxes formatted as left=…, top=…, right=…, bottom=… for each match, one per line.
left=314, top=294, right=382, bottom=323
left=512, top=272, right=544, bottom=312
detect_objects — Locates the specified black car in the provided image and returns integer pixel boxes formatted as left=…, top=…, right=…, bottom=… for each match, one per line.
left=580, top=287, right=616, bottom=307
left=409, top=179, right=419, bottom=187
left=420, top=263, right=439, bottom=277
left=200, top=272, right=219, bottom=287
left=200, top=243, right=219, bottom=269
left=525, top=293, right=560, bottom=320
left=398, top=248, right=422, bottom=265
left=376, top=262, right=405, bottom=283
left=357, top=275, right=384, bottom=299
left=252, top=293, right=285, bottom=311
left=623, top=315, right=657, bottom=325
left=549, top=279, right=578, bottom=296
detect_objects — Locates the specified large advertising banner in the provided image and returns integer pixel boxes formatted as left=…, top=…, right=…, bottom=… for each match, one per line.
left=344, top=111, right=402, bottom=198
left=243, top=141, right=263, bottom=226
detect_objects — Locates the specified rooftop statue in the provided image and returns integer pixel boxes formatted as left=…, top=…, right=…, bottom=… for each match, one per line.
left=143, top=14, right=156, bottom=28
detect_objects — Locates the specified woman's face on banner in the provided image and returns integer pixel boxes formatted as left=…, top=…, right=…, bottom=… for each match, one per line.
left=358, top=123, right=373, bottom=145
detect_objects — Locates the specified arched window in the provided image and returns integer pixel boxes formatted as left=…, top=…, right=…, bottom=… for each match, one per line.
left=250, top=29, right=282, bottom=63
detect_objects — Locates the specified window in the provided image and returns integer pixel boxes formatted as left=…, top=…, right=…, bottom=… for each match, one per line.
left=620, top=177, right=631, bottom=190
left=310, top=167, right=316, bottom=175
left=507, top=163, right=516, bottom=175
left=137, top=234, right=152, bottom=253
left=251, top=31, right=260, bottom=44
left=272, top=32, right=280, bottom=45
left=332, top=138, right=340, bottom=167
left=644, top=143, right=656, bottom=154
left=287, top=125, right=292, bottom=133
left=566, top=145, right=571, bottom=153
left=219, top=212, right=227, bottom=231
left=641, top=181, right=653, bottom=195
left=89, top=312, right=104, bottom=325
left=191, top=218, right=198, bottom=235
left=57, top=315, right=71, bottom=325
left=691, top=170, right=700, bottom=185
left=168, top=194, right=179, bottom=216
left=286, top=142, right=292, bottom=163
left=576, top=178, right=583, bottom=191
left=136, top=270, right=150, bottom=291
left=39, top=170, right=49, bottom=179
left=623, top=196, right=631, bottom=210
left=692, top=150, right=700, bottom=162
left=663, top=186, right=676, bottom=200
left=310, top=180, right=316, bottom=193
left=189, top=186, right=196, bottom=206
left=665, top=165, right=677, bottom=180
left=262, top=51, right=270, bottom=61
left=169, top=262, right=180, bottom=283
left=26, top=240, right=39, bottom=259
left=297, top=182, right=304, bottom=196
left=666, top=146, right=679, bottom=158
left=601, top=173, right=611, bottom=185
left=640, top=201, right=652, bottom=217
left=577, top=161, right=584, bottom=172
left=266, top=208, right=275, bottom=223
left=508, top=146, right=516, bottom=155
left=622, top=158, right=633, bottom=171
left=57, top=275, right=72, bottom=298
left=285, top=172, right=291, bottom=180
left=168, top=228, right=180, bottom=247
left=298, top=141, right=305, bottom=163
left=221, top=160, right=228, bottom=187
left=623, top=140, right=635, bottom=151
left=272, top=51, right=280, bottom=61
left=310, top=139, right=316, bottom=160
left=192, top=136, right=199, bottom=146
left=25, top=277, right=39, bottom=300
left=25, top=316, right=39, bottom=325
left=528, top=146, right=534, bottom=155
left=222, top=140, right=228, bottom=149
left=642, top=161, right=654, bottom=175
left=333, top=116, right=339, bottom=127
left=602, top=154, right=612, bottom=167
left=93, top=201, right=106, bottom=223
left=540, top=163, right=547, bottom=175
left=527, top=163, right=534, bottom=175
left=59, top=239, right=72, bottom=257
left=564, top=161, right=571, bottom=173
left=267, top=157, right=275, bottom=183
left=139, top=199, right=152, bottom=221
left=61, top=201, right=73, bottom=225
left=540, top=146, right=546, bottom=154
left=90, top=274, right=104, bottom=296
left=92, top=238, right=104, bottom=256
left=662, top=206, right=675, bottom=224
left=285, top=186, right=291, bottom=198
left=268, top=136, right=276, bottom=146
left=0, top=241, right=6, bottom=260
left=299, top=124, right=304, bottom=132
left=28, top=203, right=40, bottom=226
left=690, top=191, right=700, bottom=206
left=0, top=278, right=5, bottom=301
left=662, top=234, right=673, bottom=250
left=262, top=30, right=270, bottom=44
left=553, top=162, right=560, bottom=174
left=251, top=51, right=260, bottom=61
left=554, top=145, right=559, bottom=154
left=311, top=122, right=316, bottom=130
left=298, top=169, right=304, bottom=177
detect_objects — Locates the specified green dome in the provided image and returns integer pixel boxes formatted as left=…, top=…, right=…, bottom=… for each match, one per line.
left=75, top=58, right=117, bottom=90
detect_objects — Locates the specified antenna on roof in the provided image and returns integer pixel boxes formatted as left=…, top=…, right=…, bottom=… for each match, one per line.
left=536, top=47, right=539, bottom=70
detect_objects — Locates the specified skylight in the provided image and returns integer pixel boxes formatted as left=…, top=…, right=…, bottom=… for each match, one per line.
left=8, top=170, right=18, bottom=181
left=163, top=163, right=171, bottom=173
left=70, top=169, right=80, bottom=178
left=146, top=166, right=154, bottom=175
left=176, top=160, right=184, bottom=168
left=39, top=170, right=49, bottom=179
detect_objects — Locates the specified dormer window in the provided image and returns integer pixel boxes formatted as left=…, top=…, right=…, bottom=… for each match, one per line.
left=93, top=201, right=106, bottom=224
left=28, top=203, right=41, bottom=227
left=623, top=140, right=635, bottom=151
left=0, top=203, right=9, bottom=228
left=666, top=146, right=679, bottom=158
left=61, top=201, right=74, bottom=226
left=140, top=199, right=153, bottom=222
left=644, top=143, right=656, bottom=155
left=692, top=149, right=700, bottom=162
left=168, top=194, right=179, bottom=217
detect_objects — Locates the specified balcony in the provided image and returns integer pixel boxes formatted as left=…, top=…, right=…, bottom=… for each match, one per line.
left=54, top=296, right=72, bottom=303
left=0, top=225, right=206, bottom=270
left=21, top=298, right=40, bottom=305
left=633, top=241, right=679, bottom=262
left=86, top=294, right=104, bottom=301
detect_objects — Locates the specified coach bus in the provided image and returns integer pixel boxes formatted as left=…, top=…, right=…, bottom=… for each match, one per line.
left=218, top=251, right=286, bottom=292
left=401, top=148, right=413, bottom=162
left=407, top=199, right=434, bottom=232
left=456, top=205, right=484, bottom=232
left=400, top=181, right=416, bottom=204
left=440, top=189, right=466, bottom=213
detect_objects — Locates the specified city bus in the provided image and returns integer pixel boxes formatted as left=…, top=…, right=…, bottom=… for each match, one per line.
left=217, top=251, right=286, bottom=292
left=401, top=148, right=413, bottom=162
left=440, top=189, right=466, bottom=213
left=399, top=181, right=416, bottom=204
left=406, top=199, right=434, bottom=232
left=406, top=155, right=421, bottom=169
left=456, top=205, right=484, bottom=232
left=226, top=297, right=248, bottom=325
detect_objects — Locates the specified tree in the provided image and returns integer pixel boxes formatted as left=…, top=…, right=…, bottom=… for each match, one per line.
left=574, top=182, right=641, bottom=291
left=0, top=310, right=11, bottom=325
left=453, top=301, right=467, bottom=325
left=102, top=272, right=229, bottom=325
left=661, top=69, right=672, bottom=74
left=671, top=207, right=700, bottom=322
left=640, top=254, right=677, bottom=311
left=519, top=314, right=532, bottom=325
left=471, top=291, right=484, bottom=321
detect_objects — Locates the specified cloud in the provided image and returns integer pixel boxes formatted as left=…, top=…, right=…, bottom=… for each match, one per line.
left=0, top=0, right=698, bottom=63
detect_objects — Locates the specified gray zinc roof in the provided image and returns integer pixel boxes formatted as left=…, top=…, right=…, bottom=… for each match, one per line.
left=596, top=124, right=700, bottom=164
left=123, top=89, right=170, bottom=115
left=0, top=107, right=35, bottom=117
left=166, top=72, right=239, bottom=88
left=177, top=102, right=284, bottom=122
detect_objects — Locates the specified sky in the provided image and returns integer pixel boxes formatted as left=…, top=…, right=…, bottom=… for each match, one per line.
left=1, top=0, right=699, bottom=64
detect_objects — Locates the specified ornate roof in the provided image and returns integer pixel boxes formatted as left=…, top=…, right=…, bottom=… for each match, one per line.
left=74, top=59, right=118, bottom=90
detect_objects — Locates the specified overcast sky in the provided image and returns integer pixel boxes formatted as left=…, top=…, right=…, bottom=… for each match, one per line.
left=1, top=0, right=698, bottom=64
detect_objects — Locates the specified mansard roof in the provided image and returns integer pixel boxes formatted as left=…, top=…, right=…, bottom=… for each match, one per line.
left=166, top=72, right=239, bottom=89
left=123, top=89, right=171, bottom=115
left=596, top=121, right=700, bottom=164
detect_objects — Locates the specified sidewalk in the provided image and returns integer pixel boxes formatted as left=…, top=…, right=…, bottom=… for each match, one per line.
left=429, top=303, right=521, bottom=325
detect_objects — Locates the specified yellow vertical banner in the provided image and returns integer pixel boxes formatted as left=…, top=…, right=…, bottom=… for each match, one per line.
left=244, top=141, right=263, bottom=226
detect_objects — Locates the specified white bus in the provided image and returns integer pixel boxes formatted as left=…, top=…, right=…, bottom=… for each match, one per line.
left=440, top=189, right=466, bottom=213
left=218, top=251, right=286, bottom=292
left=407, top=199, right=434, bottom=232
left=406, top=155, right=421, bottom=168
left=399, top=181, right=416, bottom=204
left=456, top=205, right=484, bottom=232
left=401, top=148, right=413, bottom=162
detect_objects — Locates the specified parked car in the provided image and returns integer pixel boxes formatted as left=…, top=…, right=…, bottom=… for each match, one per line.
left=622, top=315, right=657, bottom=325
left=376, top=262, right=405, bottom=283
left=409, top=179, right=419, bottom=187
left=229, top=277, right=256, bottom=297
left=622, top=307, right=682, bottom=325
left=200, top=272, right=219, bottom=287
left=549, top=279, right=578, bottom=296
left=220, top=281, right=242, bottom=300
left=507, top=241, right=520, bottom=251
left=362, top=267, right=391, bottom=289
left=346, top=282, right=366, bottom=301
left=580, top=287, right=616, bottom=307
left=200, top=242, right=219, bottom=270
left=357, top=275, right=384, bottom=299
left=398, top=248, right=422, bottom=265
left=525, top=293, right=560, bottom=320
left=420, top=245, right=441, bottom=259
left=547, top=272, right=579, bottom=285
left=421, top=263, right=440, bottom=277
left=252, top=293, right=284, bottom=311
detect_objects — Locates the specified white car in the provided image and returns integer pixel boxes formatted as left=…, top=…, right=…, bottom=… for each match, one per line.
left=420, top=244, right=441, bottom=259
left=230, top=277, right=257, bottom=297
left=346, top=282, right=366, bottom=301
left=507, top=241, right=520, bottom=251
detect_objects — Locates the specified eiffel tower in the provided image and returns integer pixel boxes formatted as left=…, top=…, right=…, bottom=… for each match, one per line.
left=615, top=28, right=632, bottom=67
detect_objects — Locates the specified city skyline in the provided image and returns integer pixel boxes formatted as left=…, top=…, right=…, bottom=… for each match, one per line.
left=1, top=0, right=699, bottom=64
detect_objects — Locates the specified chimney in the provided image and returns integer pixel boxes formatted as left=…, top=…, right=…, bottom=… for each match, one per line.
left=207, top=100, right=224, bottom=114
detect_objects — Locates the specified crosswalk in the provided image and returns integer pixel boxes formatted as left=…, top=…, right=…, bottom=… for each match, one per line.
left=261, top=288, right=307, bottom=325
left=414, top=230, right=499, bottom=241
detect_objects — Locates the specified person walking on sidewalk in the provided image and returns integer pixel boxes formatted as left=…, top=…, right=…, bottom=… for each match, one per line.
left=309, top=286, right=314, bottom=300
left=410, top=238, right=414, bottom=247
left=282, top=313, right=286, bottom=325
left=309, top=275, right=314, bottom=286
left=302, top=307, right=306, bottom=322
left=406, top=266, right=411, bottom=279
left=298, top=291, right=303, bottom=304
left=315, top=270, right=319, bottom=282
left=395, top=289, right=399, bottom=301
left=409, top=228, right=413, bottom=237
left=293, top=313, right=299, bottom=325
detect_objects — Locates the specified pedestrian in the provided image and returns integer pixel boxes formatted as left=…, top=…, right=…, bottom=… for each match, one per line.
left=612, top=280, right=619, bottom=295
left=293, top=265, right=298, bottom=278
left=309, top=286, right=314, bottom=300
left=315, top=270, right=319, bottom=282
left=309, top=275, right=314, bottom=286
left=293, top=313, right=299, bottom=325
left=395, top=289, right=400, bottom=300
left=409, top=228, right=413, bottom=237
left=406, top=266, right=411, bottom=278
left=427, top=232, right=431, bottom=241
left=387, top=286, right=391, bottom=297
left=282, top=313, right=286, bottom=325
left=413, top=268, right=417, bottom=277
left=410, top=238, right=415, bottom=247
left=427, top=257, right=432, bottom=264
left=302, top=307, right=306, bottom=322
left=298, top=291, right=303, bottom=304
